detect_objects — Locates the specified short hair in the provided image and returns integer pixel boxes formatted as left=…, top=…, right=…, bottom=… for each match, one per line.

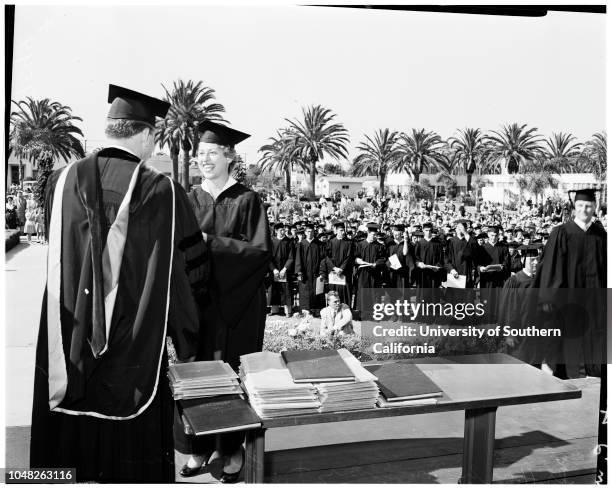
left=326, top=290, right=340, bottom=302
left=105, top=119, right=152, bottom=139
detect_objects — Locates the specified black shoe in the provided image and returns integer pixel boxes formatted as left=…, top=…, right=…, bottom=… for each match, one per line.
left=179, top=453, right=211, bottom=478
left=220, top=447, right=244, bottom=484
left=180, top=463, right=203, bottom=478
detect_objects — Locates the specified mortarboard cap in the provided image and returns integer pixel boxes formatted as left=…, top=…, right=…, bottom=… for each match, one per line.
left=507, top=241, right=520, bottom=248
left=486, top=224, right=500, bottom=233
left=303, top=222, right=315, bottom=230
left=366, top=222, right=379, bottom=231
left=333, top=220, right=346, bottom=228
left=107, top=84, right=170, bottom=126
left=518, top=244, right=543, bottom=257
left=413, top=230, right=424, bottom=237
left=273, top=222, right=285, bottom=230
left=422, top=222, right=433, bottom=229
left=198, top=120, right=250, bottom=146
left=476, top=232, right=488, bottom=239
left=454, top=218, right=471, bottom=227
left=568, top=188, right=600, bottom=204
left=391, top=223, right=405, bottom=231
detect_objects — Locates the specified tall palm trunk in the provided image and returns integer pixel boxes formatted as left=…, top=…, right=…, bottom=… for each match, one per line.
left=413, top=172, right=420, bottom=183
left=379, top=171, right=386, bottom=196
left=309, top=159, right=316, bottom=196
left=181, top=146, right=191, bottom=191
left=170, top=146, right=179, bottom=183
left=285, top=166, right=291, bottom=194
left=466, top=171, right=473, bottom=193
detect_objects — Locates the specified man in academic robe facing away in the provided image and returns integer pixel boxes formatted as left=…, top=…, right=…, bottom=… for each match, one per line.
left=534, top=188, right=606, bottom=379
left=30, top=85, right=208, bottom=482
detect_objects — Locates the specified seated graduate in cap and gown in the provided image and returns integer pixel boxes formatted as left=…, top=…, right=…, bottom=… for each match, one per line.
left=30, top=85, right=208, bottom=483
left=320, top=221, right=354, bottom=306
left=178, top=121, right=272, bottom=482
left=533, top=188, right=607, bottom=379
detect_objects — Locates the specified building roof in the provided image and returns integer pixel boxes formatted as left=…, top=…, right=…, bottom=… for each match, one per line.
left=318, top=176, right=376, bottom=183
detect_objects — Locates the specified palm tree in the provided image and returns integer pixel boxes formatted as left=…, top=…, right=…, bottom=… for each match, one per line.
left=433, top=170, right=457, bottom=201
left=258, top=129, right=301, bottom=194
left=542, top=132, right=582, bottom=173
left=485, top=123, right=545, bottom=174
left=10, top=97, right=85, bottom=205
left=157, top=79, right=226, bottom=190
left=285, top=105, right=350, bottom=197
left=448, top=128, right=489, bottom=192
left=395, top=129, right=450, bottom=183
left=580, top=131, right=607, bottom=182
left=527, top=171, right=557, bottom=205
left=471, top=174, right=491, bottom=212
left=352, top=128, right=401, bottom=196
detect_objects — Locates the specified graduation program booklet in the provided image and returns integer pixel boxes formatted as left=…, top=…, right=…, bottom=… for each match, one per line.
left=328, top=271, right=346, bottom=285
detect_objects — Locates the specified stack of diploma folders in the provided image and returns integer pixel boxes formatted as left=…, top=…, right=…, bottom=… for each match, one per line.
left=239, top=351, right=321, bottom=418
left=364, top=363, right=444, bottom=407
left=168, top=360, right=242, bottom=400
left=240, top=348, right=380, bottom=417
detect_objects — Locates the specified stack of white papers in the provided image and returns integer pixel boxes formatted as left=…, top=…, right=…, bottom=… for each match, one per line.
left=239, top=351, right=320, bottom=418
left=315, top=349, right=380, bottom=413
left=168, top=360, right=242, bottom=400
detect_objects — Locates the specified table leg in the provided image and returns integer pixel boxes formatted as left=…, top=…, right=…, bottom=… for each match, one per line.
left=245, top=428, right=265, bottom=483
left=461, top=407, right=497, bottom=483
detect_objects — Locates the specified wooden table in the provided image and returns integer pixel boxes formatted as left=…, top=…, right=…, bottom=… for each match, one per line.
left=243, top=353, right=581, bottom=484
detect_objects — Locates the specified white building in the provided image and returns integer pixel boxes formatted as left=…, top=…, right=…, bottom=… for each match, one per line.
left=314, top=176, right=375, bottom=197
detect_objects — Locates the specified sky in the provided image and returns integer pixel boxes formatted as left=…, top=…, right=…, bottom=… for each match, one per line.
left=10, top=5, right=606, bottom=165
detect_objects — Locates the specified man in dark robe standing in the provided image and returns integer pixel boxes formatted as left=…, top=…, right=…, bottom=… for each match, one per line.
left=295, top=222, right=326, bottom=314
left=30, top=85, right=208, bottom=482
left=354, top=223, right=388, bottom=319
left=477, top=225, right=510, bottom=322
left=386, top=223, right=414, bottom=303
left=268, top=222, right=295, bottom=316
left=534, top=188, right=606, bottom=378
left=321, top=221, right=354, bottom=306
left=414, top=222, right=445, bottom=312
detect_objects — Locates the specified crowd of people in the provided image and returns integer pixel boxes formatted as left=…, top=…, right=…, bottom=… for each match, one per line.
left=23, top=83, right=606, bottom=483
left=5, top=189, right=46, bottom=243
left=264, top=191, right=607, bottom=323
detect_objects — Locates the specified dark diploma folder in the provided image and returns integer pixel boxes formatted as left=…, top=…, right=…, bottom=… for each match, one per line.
left=364, top=363, right=443, bottom=401
left=180, top=395, right=261, bottom=435
left=281, top=349, right=355, bottom=383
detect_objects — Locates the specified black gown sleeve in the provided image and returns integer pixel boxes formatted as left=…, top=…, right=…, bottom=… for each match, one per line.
left=168, top=182, right=209, bottom=361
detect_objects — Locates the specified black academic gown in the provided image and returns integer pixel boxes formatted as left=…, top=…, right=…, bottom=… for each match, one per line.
left=444, top=235, right=478, bottom=288
left=534, top=220, right=607, bottom=377
left=182, top=183, right=271, bottom=455
left=414, top=237, right=445, bottom=288
left=295, top=238, right=326, bottom=311
left=268, top=236, right=294, bottom=309
left=386, top=239, right=415, bottom=301
left=321, top=237, right=354, bottom=305
left=477, top=241, right=510, bottom=322
left=354, top=239, right=388, bottom=315
left=30, top=149, right=207, bottom=482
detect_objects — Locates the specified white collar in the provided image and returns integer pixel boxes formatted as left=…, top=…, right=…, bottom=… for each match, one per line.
left=103, top=143, right=141, bottom=160
left=574, top=217, right=593, bottom=231
left=201, top=176, right=237, bottom=199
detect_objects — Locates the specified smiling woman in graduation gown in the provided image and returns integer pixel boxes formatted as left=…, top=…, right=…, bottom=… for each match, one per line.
left=176, top=121, right=272, bottom=482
